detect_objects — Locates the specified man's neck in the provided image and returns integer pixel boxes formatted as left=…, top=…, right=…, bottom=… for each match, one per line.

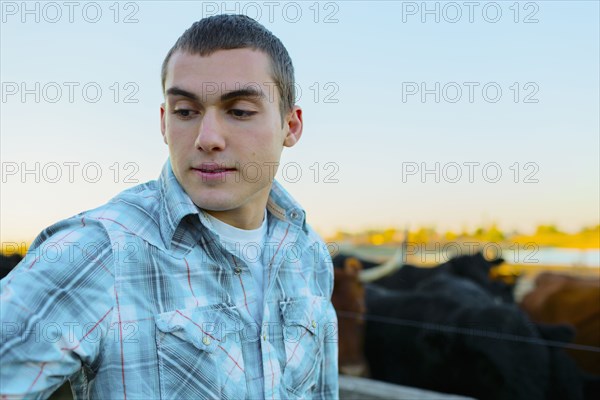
left=203, top=207, right=266, bottom=230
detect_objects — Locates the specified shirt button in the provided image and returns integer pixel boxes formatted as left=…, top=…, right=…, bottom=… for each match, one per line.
left=289, top=211, right=299, bottom=220
left=234, top=267, right=242, bottom=275
left=311, top=320, right=317, bottom=329
left=262, top=333, right=267, bottom=341
left=202, top=336, right=211, bottom=346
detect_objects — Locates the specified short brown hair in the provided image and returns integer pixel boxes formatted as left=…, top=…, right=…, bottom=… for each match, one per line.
left=161, top=14, right=295, bottom=118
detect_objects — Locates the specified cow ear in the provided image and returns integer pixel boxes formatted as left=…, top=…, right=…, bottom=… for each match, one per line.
left=344, top=257, right=363, bottom=276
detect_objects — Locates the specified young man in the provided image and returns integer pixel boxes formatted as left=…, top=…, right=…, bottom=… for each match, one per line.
left=1, top=15, right=339, bottom=399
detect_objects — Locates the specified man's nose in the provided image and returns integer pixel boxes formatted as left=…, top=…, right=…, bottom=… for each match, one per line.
left=195, top=109, right=225, bottom=152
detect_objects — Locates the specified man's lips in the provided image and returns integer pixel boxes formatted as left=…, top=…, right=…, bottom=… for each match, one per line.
left=192, top=163, right=237, bottom=173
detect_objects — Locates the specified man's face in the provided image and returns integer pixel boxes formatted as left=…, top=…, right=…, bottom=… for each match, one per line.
left=160, top=49, right=302, bottom=229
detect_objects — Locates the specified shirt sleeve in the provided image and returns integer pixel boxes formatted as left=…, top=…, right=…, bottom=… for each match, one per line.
left=0, top=215, right=115, bottom=399
left=313, top=300, right=340, bottom=399
left=313, top=241, right=340, bottom=399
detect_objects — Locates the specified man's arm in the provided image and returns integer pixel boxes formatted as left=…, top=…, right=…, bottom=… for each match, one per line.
left=313, top=238, right=340, bottom=399
left=1, top=216, right=115, bottom=398
left=314, top=300, right=340, bottom=399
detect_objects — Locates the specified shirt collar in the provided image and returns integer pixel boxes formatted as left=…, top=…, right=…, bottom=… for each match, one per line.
left=158, top=160, right=200, bottom=249
left=158, top=159, right=308, bottom=249
left=266, top=179, right=307, bottom=231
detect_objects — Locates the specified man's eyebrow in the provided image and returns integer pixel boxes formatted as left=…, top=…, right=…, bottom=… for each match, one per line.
left=165, top=87, right=199, bottom=102
left=220, top=88, right=266, bottom=102
left=165, top=87, right=266, bottom=104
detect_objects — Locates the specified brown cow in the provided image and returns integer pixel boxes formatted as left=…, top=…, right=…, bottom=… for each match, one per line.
left=520, top=272, right=600, bottom=376
left=332, top=257, right=368, bottom=376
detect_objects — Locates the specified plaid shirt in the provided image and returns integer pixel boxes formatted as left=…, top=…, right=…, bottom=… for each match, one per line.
left=1, top=161, right=339, bottom=400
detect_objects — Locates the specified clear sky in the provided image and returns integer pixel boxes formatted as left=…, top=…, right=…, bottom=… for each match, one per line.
left=1, top=0, right=599, bottom=243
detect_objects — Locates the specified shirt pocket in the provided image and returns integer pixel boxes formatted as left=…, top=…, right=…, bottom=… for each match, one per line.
left=155, top=303, right=247, bottom=400
left=279, top=295, right=328, bottom=398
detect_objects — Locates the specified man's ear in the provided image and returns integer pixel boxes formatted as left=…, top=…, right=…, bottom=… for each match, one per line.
left=283, top=105, right=303, bottom=148
left=160, top=103, right=168, bottom=144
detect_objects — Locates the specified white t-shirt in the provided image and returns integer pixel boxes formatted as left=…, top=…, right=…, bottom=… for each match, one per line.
left=203, top=210, right=267, bottom=324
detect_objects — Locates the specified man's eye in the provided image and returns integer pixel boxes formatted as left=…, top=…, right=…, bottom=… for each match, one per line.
left=173, top=109, right=197, bottom=118
left=229, top=109, right=256, bottom=118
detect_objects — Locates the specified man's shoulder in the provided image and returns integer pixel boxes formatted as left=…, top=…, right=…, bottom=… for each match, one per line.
left=303, top=223, right=325, bottom=243
left=31, top=178, right=165, bottom=253
left=300, top=223, right=329, bottom=254
left=101, top=179, right=163, bottom=229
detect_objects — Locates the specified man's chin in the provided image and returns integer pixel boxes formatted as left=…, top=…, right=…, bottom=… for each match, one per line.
left=190, top=196, right=237, bottom=213
left=194, top=203, right=232, bottom=213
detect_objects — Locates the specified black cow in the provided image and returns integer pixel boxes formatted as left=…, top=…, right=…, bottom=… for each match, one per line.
left=364, top=279, right=585, bottom=400
left=333, top=251, right=514, bottom=303
left=332, top=252, right=593, bottom=400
